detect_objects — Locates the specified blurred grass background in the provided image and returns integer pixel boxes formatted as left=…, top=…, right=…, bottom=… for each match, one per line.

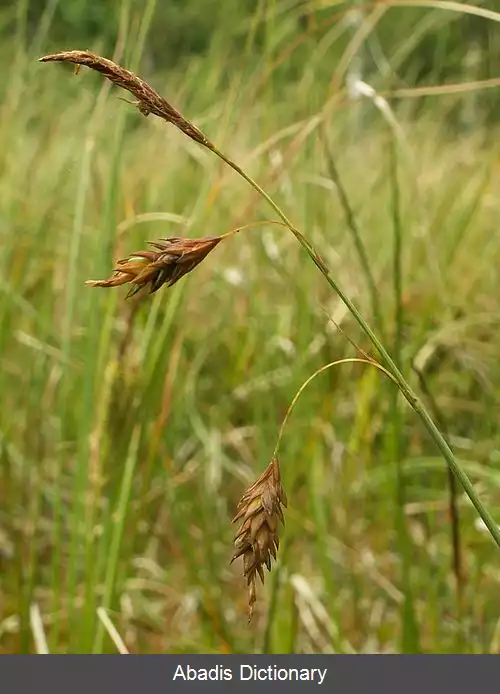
left=1, top=0, right=500, bottom=654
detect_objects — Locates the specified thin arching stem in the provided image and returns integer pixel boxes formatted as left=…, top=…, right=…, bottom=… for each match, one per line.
left=210, top=145, right=500, bottom=550
left=272, top=357, right=397, bottom=458
left=41, top=51, right=500, bottom=550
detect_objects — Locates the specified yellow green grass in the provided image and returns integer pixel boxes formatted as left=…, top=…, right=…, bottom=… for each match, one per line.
left=1, top=0, right=500, bottom=654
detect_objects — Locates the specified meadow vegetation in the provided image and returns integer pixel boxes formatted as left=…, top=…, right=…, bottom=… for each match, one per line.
left=1, top=0, right=500, bottom=654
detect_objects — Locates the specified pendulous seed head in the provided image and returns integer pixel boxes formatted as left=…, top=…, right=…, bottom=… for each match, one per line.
left=231, top=457, right=287, bottom=623
left=86, top=235, right=222, bottom=298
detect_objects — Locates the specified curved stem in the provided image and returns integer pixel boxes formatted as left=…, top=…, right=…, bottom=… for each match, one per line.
left=273, top=357, right=396, bottom=457
left=41, top=50, right=500, bottom=547
left=211, top=146, right=500, bottom=549
left=219, top=219, right=288, bottom=240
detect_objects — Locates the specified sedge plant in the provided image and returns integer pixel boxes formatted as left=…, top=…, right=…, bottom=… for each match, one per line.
left=39, top=49, right=500, bottom=621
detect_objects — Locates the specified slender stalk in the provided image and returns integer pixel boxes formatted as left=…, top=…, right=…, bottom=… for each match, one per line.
left=320, top=129, right=383, bottom=332
left=265, top=357, right=397, bottom=653
left=40, top=51, right=500, bottom=549
left=413, top=366, right=464, bottom=612
left=209, top=145, right=500, bottom=549
left=389, top=136, right=420, bottom=652
left=93, top=427, right=140, bottom=654
left=273, top=358, right=396, bottom=458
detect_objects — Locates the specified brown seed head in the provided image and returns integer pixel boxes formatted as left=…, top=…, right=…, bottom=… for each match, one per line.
left=231, top=457, right=287, bottom=623
left=86, top=235, right=222, bottom=298
left=39, top=51, right=214, bottom=149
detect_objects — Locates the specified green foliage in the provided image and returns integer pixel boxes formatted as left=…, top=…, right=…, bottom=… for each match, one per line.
left=1, top=0, right=500, bottom=654
left=0, top=0, right=499, bottom=93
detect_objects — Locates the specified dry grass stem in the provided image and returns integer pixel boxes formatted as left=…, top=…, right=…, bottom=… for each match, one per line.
left=39, top=51, right=214, bottom=149
left=96, top=607, right=130, bottom=655
left=231, top=457, right=287, bottom=622
left=86, top=235, right=222, bottom=298
left=29, top=603, right=50, bottom=654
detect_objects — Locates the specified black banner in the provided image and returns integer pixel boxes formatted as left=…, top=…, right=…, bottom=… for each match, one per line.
left=1, top=655, right=500, bottom=693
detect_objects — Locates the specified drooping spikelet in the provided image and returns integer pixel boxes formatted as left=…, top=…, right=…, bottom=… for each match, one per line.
left=39, top=51, right=214, bottom=149
left=231, top=457, right=287, bottom=622
left=86, top=235, right=222, bottom=298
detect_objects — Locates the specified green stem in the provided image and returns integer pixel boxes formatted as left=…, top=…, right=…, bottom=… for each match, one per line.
left=320, top=130, right=383, bottom=333
left=273, top=358, right=396, bottom=458
left=389, top=135, right=420, bottom=652
left=210, top=145, right=500, bottom=549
